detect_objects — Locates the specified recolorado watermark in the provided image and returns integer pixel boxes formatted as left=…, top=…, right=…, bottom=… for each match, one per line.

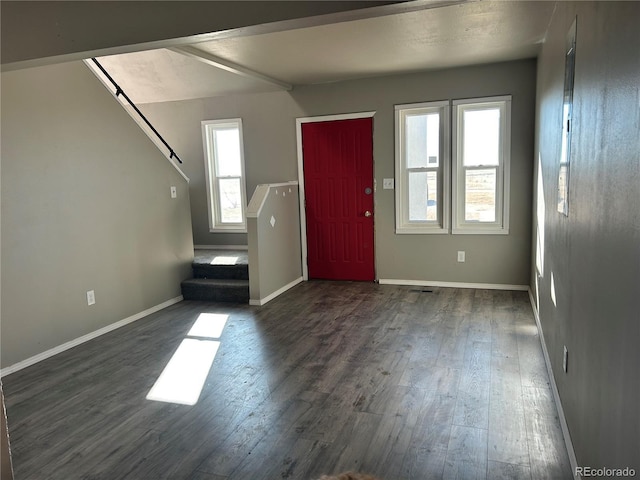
left=576, top=466, right=636, bottom=477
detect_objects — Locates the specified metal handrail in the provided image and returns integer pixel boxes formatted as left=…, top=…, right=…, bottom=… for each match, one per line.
left=90, top=58, right=182, bottom=164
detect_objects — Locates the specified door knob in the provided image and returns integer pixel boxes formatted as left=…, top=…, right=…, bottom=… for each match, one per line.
left=364, top=210, right=372, bottom=217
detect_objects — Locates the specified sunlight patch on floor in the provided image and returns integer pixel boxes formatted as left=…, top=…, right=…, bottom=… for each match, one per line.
left=210, top=256, right=239, bottom=265
left=516, top=323, right=538, bottom=336
left=146, top=339, right=220, bottom=406
left=146, top=313, right=229, bottom=406
left=188, top=313, right=228, bottom=339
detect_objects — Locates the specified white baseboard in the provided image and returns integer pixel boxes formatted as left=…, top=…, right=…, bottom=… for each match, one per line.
left=527, top=288, right=580, bottom=480
left=0, top=296, right=184, bottom=378
left=378, top=279, right=529, bottom=291
left=250, top=277, right=304, bottom=306
left=194, top=245, right=248, bottom=251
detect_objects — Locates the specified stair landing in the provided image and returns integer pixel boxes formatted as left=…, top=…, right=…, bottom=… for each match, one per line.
left=181, top=249, right=249, bottom=303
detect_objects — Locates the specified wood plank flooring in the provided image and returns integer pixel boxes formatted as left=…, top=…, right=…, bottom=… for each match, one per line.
left=2, top=282, right=573, bottom=480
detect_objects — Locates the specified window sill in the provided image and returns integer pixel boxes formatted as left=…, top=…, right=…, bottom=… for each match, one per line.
left=452, top=227, right=509, bottom=235
left=209, top=227, right=247, bottom=234
left=396, top=226, right=449, bottom=235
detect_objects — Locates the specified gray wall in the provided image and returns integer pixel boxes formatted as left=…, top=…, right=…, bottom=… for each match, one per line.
left=143, top=59, right=536, bottom=285
left=1, top=61, right=194, bottom=368
left=531, top=1, right=639, bottom=469
left=248, top=184, right=303, bottom=303
left=141, top=92, right=303, bottom=247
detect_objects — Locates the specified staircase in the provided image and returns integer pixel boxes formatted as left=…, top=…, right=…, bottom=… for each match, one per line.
left=181, top=249, right=249, bottom=303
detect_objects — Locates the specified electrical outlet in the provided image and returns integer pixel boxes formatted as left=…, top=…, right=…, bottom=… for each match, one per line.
left=457, top=251, right=466, bottom=262
left=170, top=186, right=177, bottom=198
left=563, top=345, right=568, bottom=373
left=87, top=290, right=96, bottom=306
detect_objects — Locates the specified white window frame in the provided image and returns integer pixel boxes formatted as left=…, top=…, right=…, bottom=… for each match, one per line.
left=557, top=18, right=577, bottom=217
left=452, top=96, right=511, bottom=235
left=395, top=100, right=450, bottom=234
left=201, top=118, right=248, bottom=233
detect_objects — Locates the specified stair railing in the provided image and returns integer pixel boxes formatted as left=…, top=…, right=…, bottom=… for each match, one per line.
left=90, top=57, right=182, bottom=164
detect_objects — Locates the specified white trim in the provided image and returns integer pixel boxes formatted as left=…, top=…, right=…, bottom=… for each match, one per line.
left=378, top=279, right=528, bottom=291
left=255, top=181, right=299, bottom=188
left=396, top=100, right=450, bottom=110
left=246, top=184, right=270, bottom=219
left=395, top=228, right=450, bottom=235
left=296, top=111, right=376, bottom=125
left=201, top=118, right=248, bottom=233
left=394, top=100, right=450, bottom=234
left=296, top=111, right=376, bottom=280
left=0, top=296, right=183, bottom=378
left=449, top=229, right=510, bottom=236
left=82, top=60, right=190, bottom=183
left=246, top=181, right=298, bottom=219
left=452, top=96, right=511, bottom=235
left=194, top=244, right=248, bottom=250
left=452, top=95, right=513, bottom=106
left=208, top=227, right=247, bottom=233
left=528, top=288, right=580, bottom=480
left=250, top=277, right=304, bottom=306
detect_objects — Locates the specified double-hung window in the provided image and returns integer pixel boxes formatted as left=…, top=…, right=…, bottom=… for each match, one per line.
left=202, top=119, right=247, bottom=232
left=395, top=101, right=450, bottom=234
left=452, top=96, right=511, bottom=234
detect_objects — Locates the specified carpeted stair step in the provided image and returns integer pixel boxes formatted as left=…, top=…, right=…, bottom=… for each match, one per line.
left=181, top=278, right=249, bottom=303
left=192, top=263, right=248, bottom=280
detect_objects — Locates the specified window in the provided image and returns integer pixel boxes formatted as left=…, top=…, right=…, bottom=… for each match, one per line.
left=452, top=96, right=511, bottom=234
left=395, top=101, right=450, bottom=233
left=202, top=119, right=247, bottom=232
left=558, top=19, right=576, bottom=216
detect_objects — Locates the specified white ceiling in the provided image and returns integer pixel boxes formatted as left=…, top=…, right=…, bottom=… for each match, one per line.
left=96, top=49, right=285, bottom=104
left=96, top=0, right=556, bottom=105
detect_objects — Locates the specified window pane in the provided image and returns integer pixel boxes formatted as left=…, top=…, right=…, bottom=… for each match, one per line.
left=465, top=168, right=496, bottom=222
left=557, top=165, right=569, bottom=214
left=214, top=128, right=241, bottom=176
left=463, top=108, right=500, bottom=166
left=218, top=178, right=243, bottom=223
left=426, top=114, right=439, bottom=166
left=408, top=171, right=438, bottom=221
left=406, top=113, right=439, bottom=168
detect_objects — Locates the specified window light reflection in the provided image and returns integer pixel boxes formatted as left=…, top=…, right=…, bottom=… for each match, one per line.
left=146, top=339, right=220, bottom=406
left=146, top=313, right=229, bottom=406
left=188, top=313, right=228, bottom=339
left=210, top=256, right=239, bottom=265
left=516, top=324, right=538, bottom=336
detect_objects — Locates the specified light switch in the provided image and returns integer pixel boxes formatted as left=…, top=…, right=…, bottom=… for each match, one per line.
left=383, top=178, right=394, bottom=189
left=170, top=186, right=177, bottom=198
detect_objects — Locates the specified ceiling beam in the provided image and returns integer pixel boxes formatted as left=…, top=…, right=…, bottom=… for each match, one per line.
left=170, top=45, right=292, bottom=91
left=1, top=1, right=406, bottom=70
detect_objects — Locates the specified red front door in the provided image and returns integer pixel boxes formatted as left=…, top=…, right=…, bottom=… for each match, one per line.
left=302, top=117, right=375, bottom=281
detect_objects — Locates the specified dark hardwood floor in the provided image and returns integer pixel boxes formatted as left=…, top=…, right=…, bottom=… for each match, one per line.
left=3, top=282, right=573, bottom=479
